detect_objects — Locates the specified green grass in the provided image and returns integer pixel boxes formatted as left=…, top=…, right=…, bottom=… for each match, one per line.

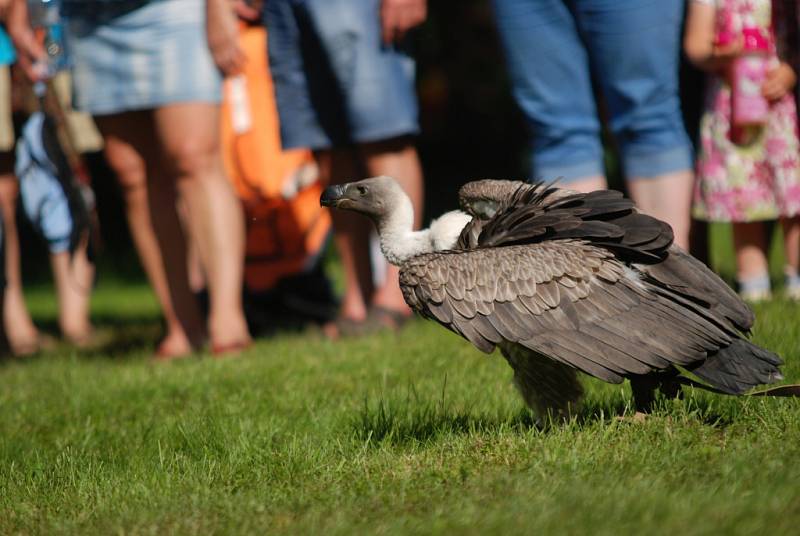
left=2, top=227, right=800, bottom=534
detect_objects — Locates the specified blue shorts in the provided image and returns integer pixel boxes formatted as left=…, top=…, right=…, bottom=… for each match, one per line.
left=264, top=0, right=420, bottom=150
left=491, top=0, right=693, bottom=182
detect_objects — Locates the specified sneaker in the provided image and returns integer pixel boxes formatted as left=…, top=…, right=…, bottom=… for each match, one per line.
left=785, top=269, right=800, bottom=300
left=739, top=288, right=772, bottom=303
left=737, top=273, right=771, bottom=303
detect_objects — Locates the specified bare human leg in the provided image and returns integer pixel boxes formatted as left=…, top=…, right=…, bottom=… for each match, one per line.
left=49, top=237, right=94, bottom=345
left=781, top=216, right=800, bottom=299
left=627, top=170, right=694, bottom=250
left=95, top=113, right=195, bottom=357
left=0, top=167, right=40, bottom=355
left=557, top=175, right=607, bottom=194
left=153, top=102, right=250, bottom=352
left=317, top=148, right=374, bottom=337
left=781, top=216, right=800, bottom=274
left=358, top=137, right=424, bottom=319
left=732, top=221, right=771, bottom=300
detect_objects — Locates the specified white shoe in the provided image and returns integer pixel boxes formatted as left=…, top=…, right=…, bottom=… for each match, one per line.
left=739, top=288, right=772, bottom=303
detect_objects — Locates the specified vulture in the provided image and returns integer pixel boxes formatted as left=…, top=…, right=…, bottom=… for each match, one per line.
left=321, top=176, right=796, bottom=420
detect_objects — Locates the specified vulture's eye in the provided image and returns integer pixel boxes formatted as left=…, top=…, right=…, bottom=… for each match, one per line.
left=357, top=186, right=368, bottom=196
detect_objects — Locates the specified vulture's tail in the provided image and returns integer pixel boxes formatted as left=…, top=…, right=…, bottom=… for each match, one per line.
left=689, top=338, right=783, bottom=395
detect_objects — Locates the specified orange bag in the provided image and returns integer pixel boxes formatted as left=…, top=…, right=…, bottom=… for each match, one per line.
left=220, top=24, right=330, bottom=292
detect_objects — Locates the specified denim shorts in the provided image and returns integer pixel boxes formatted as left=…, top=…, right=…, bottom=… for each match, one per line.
left=491, top=0, right=693, bottom=182
left=66, top=0, right=221, bottom=116
left=264, top=0, right=420, bottom=150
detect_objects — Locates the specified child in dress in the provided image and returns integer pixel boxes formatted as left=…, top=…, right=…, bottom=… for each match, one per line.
left=685, top=0, right=800, bottom=301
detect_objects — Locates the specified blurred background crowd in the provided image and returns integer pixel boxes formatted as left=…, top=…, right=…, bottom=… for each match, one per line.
left=0, top=0, right=798, bottom=360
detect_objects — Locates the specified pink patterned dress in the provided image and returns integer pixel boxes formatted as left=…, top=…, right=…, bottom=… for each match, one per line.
left=693, top=0, right=800, bottom=222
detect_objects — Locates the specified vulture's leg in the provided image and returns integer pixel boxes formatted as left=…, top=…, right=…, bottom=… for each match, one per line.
left=630, top=375, right=659, bottom=413
left=500, top=343, right=584, bottom=423
left=630, top=368, right=684, bottom=413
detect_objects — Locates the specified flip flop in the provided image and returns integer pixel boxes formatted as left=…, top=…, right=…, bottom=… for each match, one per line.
left=319, top=307, right=412, bottom=340
left=211, top=340, right=252, bottom=358
left=367, top=305, right=412, bottom=331
left=319, top=315, right=375, bottom=340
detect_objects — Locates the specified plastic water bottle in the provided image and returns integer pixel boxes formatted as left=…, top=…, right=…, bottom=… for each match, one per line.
left=730, top=27, right=770, bottom=127
left=28, top=0, right=68, bottom=79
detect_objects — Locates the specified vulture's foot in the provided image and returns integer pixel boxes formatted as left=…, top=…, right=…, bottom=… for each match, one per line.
left=630, top=370, right=684, bottom=413
left=615, top=411, right=649, bottom=424
left=501, top=344, right=585, bottom=424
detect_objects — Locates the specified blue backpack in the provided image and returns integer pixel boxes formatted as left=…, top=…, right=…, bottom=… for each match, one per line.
left=15, top=111, right=93, bottom=256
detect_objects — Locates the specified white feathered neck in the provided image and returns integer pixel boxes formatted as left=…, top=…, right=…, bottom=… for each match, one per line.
left=376, top=191, right=472, bottom=265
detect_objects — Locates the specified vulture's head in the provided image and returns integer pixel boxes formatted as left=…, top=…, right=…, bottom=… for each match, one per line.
left=320, top=176, right=405, bottom=221
left=458, top=179, right=519, bottom=219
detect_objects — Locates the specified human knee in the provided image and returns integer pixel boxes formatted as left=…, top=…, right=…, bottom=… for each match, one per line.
left=0, top=182, right=18, bottom=219
left=621, top=142, right=693, bottom=180
left=105, top=150, right=146, bottom=194
left=532, top=131, right=604, bottom=182
left=164, top=137, right=219, bottom=179
left=613, top=102, right=692, bottom=178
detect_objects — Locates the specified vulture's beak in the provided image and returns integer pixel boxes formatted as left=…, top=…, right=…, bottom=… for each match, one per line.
left=320, top=184, right=347, bottom=208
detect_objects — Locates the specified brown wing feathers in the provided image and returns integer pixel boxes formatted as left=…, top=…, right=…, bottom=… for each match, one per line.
left=458, top=183, right=673, bottom=263
left=403, top=180, right=783, bottom=394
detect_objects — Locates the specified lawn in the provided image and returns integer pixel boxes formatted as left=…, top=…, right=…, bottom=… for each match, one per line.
left=1, top=224, right=800, bottom=535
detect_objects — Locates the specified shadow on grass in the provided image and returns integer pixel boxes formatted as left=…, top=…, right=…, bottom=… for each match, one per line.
left=2, top=308, right=326, bottom=362
left=353, top=385, right=734, bottom=446
left=0, top=314, right=166, bottom=363
left=353, top=396, right=538, bottom=445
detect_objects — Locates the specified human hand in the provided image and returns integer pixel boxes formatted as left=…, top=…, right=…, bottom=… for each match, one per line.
left=5, top=0, right=47, bottom=81
left=380, top=0, right=427, bottom=45
left=233, top=0, right=261, bottom=22
left=206, top=0, right=246, bottom=76
left=762, top=62, right=797, bottom=102
left=0, top=0, right=13, bottom=20
left=709, top=35, right=743, bottom=73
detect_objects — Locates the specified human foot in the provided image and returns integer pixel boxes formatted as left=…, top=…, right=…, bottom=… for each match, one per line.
left=3, top=290, right=41, bottom=356
left=5, top=332, right=56, bottom=357
left=211, top=339, right=252, bottom=358
left=153, top=330, right=194, bottom=361
left=319, top=306, right=411, bottom=340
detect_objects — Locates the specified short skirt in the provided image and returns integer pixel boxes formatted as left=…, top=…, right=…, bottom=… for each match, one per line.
left=66, top=0, right=222, bottom=116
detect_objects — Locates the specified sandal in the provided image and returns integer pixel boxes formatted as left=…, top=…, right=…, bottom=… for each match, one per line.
left=319, top=315, right=375, bottom=340
left=318, top=307, right=412, bottom=340
left=211, top=340, right=252, bottom=358
left=368, top=305, right=412, bottom=331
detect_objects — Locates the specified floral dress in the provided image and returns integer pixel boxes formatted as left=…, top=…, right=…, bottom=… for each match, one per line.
left=693, top=0, right=800, bottom=222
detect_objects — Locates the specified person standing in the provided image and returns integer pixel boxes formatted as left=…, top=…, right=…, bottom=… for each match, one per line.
left=8, top=0, right=252, bottom=356
left=265, top=0, right=426, bottom=337
left=0, top=21, right=96, bottom=354
left=685, top=0, right=800, bottom=301
left=490, top=0, right=695, bottom=249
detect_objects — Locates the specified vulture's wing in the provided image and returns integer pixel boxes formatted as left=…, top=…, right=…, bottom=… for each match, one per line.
left=457, top=182, right=673, bottom=262
left=400, top=240, right=770, bottom=390
left=458, top=180, right=752, bottom=333
left=639, top=246, right=755, bottom=332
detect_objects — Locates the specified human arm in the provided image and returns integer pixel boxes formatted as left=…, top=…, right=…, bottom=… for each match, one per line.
left=4, top=0, right=46, bottom=81
left=767, top=0, right=799, bottom=102
left=206, top=0, right=246, bottom=76
left=0, top=0, right=12, bottom=20
left=762, top=62, right=797, bottom=101
left=233, top=0, right=261, bottom=22
left=683, top=0, right=741, bottom=73
left=380, top=0, right=427, bottom=45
